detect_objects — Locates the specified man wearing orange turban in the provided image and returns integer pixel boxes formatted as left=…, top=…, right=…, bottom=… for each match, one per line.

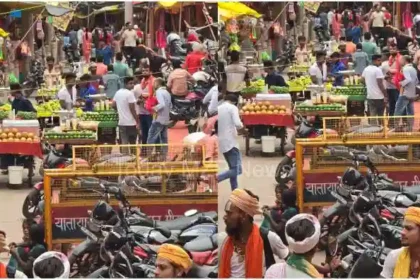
left=219, top=189, right=289, bottom=278
left=381, top=206, right=420, bottom=278
left=156, top=244, right=193, bottom=278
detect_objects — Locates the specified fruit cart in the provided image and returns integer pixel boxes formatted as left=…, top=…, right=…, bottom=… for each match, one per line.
left=240, top=96, right=294, bottom=156
left=0, top=121, right=42, bottom=188
left=42, top=143, right=218, bottom=249
left=332, top=86, right=366, bottom=116
left=81, top=111, right=118, bottom=144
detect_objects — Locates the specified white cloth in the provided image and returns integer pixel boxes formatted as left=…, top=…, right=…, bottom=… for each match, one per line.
left=132, top=84, right=149, bottom=115
left=113, top=88, right=137, bottom=126
left=225, top=64, right=248, bottom=92
left=380, top=247, right=403, bottom=278
left=217, top=101, right=243, bottom=153
left=122, top=29, right=138, bottom=47
left=362, top=65, right=385, bottom=99
left=56, top=86, right=77, bottom=109
left=285, top=214, right=321, bottom=254
left=371, top=11, right=385, bottom=27
left=218, top=231, right=289, bottom=278
left=309, top=62, right=327, bottom=85
left=203, top=85, right=219, bottom=115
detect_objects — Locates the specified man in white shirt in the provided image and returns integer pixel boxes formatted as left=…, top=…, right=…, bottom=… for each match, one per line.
left=203, top=84, right=219, bottom=117
left=217, top=94, right=247, bottom=191
left=113, top=77, right=139, bottom=147
left=121, top=23, right=138, bottom=60
left=309, top=51, right=327, bottom=85
left=370, top=5, right=385, bottom=41
left=361, top=54, right=387, bottom=119
left=56, top=73, right=77, bottom=110
left=223, top=51, right=250, bottom=102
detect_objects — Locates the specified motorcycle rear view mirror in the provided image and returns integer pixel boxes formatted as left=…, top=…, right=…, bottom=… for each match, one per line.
left=185, top=209, right=198, bottom=217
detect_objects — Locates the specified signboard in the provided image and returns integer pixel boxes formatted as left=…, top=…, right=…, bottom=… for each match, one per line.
left=303, top=2, right=321, bottom=14
left=51, top=11, right=74, bottom=31
left=51, top=202, right=217, bottom=241
left=303, top=171, right=420, bottom=204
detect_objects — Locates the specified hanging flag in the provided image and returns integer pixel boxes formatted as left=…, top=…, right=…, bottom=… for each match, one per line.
left=303, top=2, right=321, bottom=14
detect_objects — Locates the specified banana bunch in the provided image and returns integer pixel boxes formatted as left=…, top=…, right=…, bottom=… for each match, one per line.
left=36, top=100, right=61, bottom=117
left=242, top=79, right=265, bottom=95
left=37, top=88, right=59, bottom=97
left=0, top=103, right=11, bottom=112
left=287, top=76, right=312, bottom=90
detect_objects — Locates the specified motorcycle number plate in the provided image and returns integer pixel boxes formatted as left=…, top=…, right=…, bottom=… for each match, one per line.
left=330, top=191, right=347, bottom=205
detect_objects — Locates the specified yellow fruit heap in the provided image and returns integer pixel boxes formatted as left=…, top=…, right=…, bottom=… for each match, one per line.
left=0, top=104, right=11, bottom=112
left=240, top=101, right=288, bottom=115
left=0, top=128, right=39, bottom=143
left=35, top=100, right=62, bottom=117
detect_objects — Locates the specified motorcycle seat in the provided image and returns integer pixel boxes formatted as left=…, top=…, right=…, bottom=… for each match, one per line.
left=190, top=250, right=216, bottom=266
left=183, top=234, right=218, bottom=252
left=186, top=264, right=217, bottom=278
left=156, top=211, right=217, bottom=231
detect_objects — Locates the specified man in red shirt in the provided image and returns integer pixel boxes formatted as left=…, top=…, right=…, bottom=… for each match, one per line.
left=134, top=25, right=143, bottom=43
left=184, top=43, right=206, bottom=75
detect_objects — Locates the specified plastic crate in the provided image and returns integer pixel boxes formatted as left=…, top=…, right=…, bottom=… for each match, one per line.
left=97, top=127, right=117, bottom=144
left=347, top=100, right=365, bottom=116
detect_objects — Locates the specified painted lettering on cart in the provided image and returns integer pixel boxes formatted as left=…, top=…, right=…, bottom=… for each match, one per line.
left=303, top=172, right=420, bottom=203
left=54, top=217, right=89, bottom=232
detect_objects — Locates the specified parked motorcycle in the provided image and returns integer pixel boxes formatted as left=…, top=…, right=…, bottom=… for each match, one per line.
left=23, top=60, right=44, bottom=97
left=276, top=39, right=295, bottom=73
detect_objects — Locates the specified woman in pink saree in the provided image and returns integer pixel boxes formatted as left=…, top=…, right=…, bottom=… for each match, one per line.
left=82, top=28, right=92, bottom=63
left=331, top=11, right=342, bottom=41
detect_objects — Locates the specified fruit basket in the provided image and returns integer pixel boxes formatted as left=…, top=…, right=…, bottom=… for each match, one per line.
left=0, top=128, right=39, bottom=143
left=242, top=79, right=265, bottom=98
left=82, top=111, right=118, bottom=122
left=269, top=86, right=289, bottom=94
left=16, top=112, right=37, bottom=120
left=44, top=130, right=97, bottom=144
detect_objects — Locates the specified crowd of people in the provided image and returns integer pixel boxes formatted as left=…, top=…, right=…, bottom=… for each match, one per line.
left=306, top=3, right=420, bottom=121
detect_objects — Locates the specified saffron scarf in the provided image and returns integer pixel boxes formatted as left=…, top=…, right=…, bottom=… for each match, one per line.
left=393, top=247, right=420, bottom=278
left=389, top=53, right=403, bottom=90
left=219, top=224, right=264, bottom=278
left=286, top=254, right=323, bottom=278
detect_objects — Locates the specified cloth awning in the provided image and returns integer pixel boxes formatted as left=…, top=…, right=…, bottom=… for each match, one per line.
left=218, top=2, right=261, bottom=20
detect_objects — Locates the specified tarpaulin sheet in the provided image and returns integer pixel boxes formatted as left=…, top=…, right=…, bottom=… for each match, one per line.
left=218, top=2, right=261, bottom=19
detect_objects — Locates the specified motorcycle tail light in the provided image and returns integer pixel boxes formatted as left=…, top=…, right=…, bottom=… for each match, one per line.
left=381, top=209, right=394, bottom=219
left=56, top=163, right=66, bottom=169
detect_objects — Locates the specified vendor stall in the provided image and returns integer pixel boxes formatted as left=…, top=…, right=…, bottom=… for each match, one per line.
left=240, top=95, right=294, bottom=156
left=0, top=120, right=42, bottom=188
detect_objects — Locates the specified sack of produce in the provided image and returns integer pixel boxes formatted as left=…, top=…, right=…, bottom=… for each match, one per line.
left=78, top=121, right=99, bottom=131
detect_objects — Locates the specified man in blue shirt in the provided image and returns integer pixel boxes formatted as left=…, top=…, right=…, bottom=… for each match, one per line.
left=78, top=74, right=97, bottom=111
left=329, top=52, right=347, bottom=86
left=96, top=41, right=113, bottom=65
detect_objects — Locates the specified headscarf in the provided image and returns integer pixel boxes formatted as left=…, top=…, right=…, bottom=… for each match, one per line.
left=394, top=207, right=420, bottom=278
left=157, top=244, right=193, bottom=272
left=285, top=213, right=321, bottom=254
left=228, top=188, right=262, bottom=217
left=33, top=251, right=70, bottom=279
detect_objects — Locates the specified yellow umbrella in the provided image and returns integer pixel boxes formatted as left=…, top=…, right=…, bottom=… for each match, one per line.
left=158, top=1, right=178, bottom=8
left=217, top=2, right=261, bottom=19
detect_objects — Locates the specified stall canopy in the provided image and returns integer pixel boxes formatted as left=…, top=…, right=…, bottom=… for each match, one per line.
left=218, top=2, right=261, bottom=20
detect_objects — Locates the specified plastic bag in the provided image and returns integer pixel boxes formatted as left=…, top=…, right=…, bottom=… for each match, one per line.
left=9, top=73, right=18, bottom=84
left=261, top=51, right=271, bottom=61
